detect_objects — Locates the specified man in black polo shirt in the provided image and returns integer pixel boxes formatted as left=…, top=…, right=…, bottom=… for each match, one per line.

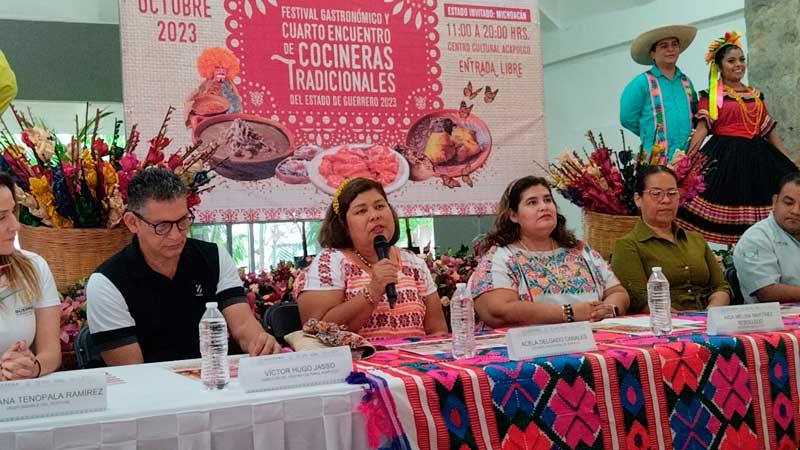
left=87, top=168, right=280, bottom=364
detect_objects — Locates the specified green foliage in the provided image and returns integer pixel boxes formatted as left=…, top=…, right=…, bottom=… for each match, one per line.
left=18, top=205, right=43, bottom=227
left=231, top=232, right=248, bottom=265
left=712, top=247, right=735, bottom=271
left=74, top=196, right=101, bottom=228
left=304, top=220, right=321, bottom=255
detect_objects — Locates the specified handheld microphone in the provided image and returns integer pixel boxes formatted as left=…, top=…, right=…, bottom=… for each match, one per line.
left=373, top=234, right=398, bottom=308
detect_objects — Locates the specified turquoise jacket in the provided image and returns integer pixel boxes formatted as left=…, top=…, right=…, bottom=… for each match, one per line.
left=620, top=65, right=697, bottom=160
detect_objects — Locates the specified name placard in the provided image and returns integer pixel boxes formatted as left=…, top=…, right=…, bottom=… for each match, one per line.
left=506, top=322, right=597, bottom=361
left=707, top=302, right=784, bottom=335
left=0, top=372, right=107, bottom=422
left=238, top=346, right=353, bottom=393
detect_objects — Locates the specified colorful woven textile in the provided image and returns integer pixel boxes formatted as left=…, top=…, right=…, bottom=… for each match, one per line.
left=354, top=311, right=800, bottom=449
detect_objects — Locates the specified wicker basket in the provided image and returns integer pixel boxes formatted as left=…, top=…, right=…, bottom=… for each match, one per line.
left=582, top=211, right=639, bottom=260
left=18, top=225, right=132, bottom=292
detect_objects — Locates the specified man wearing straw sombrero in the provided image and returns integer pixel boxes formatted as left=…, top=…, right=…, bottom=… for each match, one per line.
left=620, top=24, right=698, bottom=162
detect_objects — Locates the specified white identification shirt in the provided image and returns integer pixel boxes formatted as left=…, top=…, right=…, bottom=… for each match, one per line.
left=0, top=250, right=60, bottom=352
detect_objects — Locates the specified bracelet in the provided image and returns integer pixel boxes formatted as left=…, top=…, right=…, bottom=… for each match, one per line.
left=34, top=359, right=41, bottom=378
left=363, top=288, right=376, bottom=305
left=562, top=304, right=575, bottom=323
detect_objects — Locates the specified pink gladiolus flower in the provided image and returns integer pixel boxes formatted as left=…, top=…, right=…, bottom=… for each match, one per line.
left=166, top=153, right=182, bottom=170
left=20, top=129, right=34, bottom=148
left=62, top=162, right=79, bottom=178
left=145, top=149, right=164, bottom=166
left=119, top=152, right=139, bottom=171
left=91, top=138, right=109, bottom=157
left=60, top=323, right=79, bottom=351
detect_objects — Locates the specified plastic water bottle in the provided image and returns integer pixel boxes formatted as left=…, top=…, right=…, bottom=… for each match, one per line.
left=647, top=267, right=672, bottom=335
left=199, top=302, right=229, bottom=389
left=451, top=283, right=476, bottom=359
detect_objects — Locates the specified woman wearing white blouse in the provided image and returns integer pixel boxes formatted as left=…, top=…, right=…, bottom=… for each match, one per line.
left=470, top=176, right=630, bottom=327
left=0, top=172, right=61, bottom=380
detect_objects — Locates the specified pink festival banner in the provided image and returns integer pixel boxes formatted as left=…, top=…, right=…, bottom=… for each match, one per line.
left=119, top=0, right=545, bottom=222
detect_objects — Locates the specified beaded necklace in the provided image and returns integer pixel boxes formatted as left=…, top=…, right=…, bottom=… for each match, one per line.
left=723, top=84, right=763, bottom=136
left=353, top=249, right=375, bottom=268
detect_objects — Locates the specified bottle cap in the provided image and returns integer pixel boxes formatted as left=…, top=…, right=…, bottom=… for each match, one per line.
left=652, top=266, right=662, bottom=272
left=205, top=302, right=219, bottom=309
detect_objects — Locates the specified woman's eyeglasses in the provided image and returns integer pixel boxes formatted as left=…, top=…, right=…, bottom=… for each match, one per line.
left=645, top=189, right=680, bottom=201
left=130, top=211, right=194, bottom=235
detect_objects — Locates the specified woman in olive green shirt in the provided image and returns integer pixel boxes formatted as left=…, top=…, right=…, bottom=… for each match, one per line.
left=612, top=165, right=729, bottom=312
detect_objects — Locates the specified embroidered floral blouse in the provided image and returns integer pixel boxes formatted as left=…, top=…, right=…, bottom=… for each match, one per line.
left=294, top=248, right=437, bottom=339
left=469, top=242, right=620, bottom=305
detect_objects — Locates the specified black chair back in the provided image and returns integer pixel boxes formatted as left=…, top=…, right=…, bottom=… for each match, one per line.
left=725, top=266, right=746, bottom=305
left=74, top=325, right=106, bottom=369
left=261, top=293, right=302, bottom=345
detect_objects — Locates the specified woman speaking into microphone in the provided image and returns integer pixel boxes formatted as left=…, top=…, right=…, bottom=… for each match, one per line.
left=295, top=177, right=448, bottom=339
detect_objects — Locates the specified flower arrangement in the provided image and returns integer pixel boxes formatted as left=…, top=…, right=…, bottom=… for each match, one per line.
left=543, top=131, right=711, bottom=216
left=0, top=105, right=219, bottom=228
left=240, top=260, right=305, bottom=320
left=54, top=251, right=484, bottom=354
left=423, top=244, right=478, bottom=307
left=237, top=245, right=480, bottom=322
left=57, top=259, right=307, bottom=352
left=59, top=279, right=87, bottom=352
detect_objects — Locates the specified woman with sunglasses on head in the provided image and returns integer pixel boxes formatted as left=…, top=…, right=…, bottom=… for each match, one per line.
left=0, top=172, right=61, bottom=381
left=612, top=165, right=729, bottom=313
left=469, top=176, right=629, bottom=328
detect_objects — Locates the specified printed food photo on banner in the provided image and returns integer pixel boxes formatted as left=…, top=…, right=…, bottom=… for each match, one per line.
left=400, top=92, right=493, bottom=188
left=119, top=0, right=544, bottom=221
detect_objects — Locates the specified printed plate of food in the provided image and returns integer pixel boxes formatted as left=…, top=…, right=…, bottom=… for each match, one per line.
left=306, top=143, right=410, bottom=195
left=191, top=93, right=230, bottom=117
left=193, top=113, right=294, bottom=181
left=273, top=144, right=323, bottom=185
left=400, top=110, right=492, bottom=188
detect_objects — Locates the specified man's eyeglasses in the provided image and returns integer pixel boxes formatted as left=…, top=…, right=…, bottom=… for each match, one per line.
left=129, top=211, right=194, bottom=236
left=645, top=189, right=680, bottom=201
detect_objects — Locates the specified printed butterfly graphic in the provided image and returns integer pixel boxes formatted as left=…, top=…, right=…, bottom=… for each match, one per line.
left=463, top=81, right=483, bottom=100
left=459, top=101, right=473, bottom=118
left=484, top=86, right=498, bottom=103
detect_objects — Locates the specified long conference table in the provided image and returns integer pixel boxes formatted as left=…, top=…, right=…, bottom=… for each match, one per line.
left=3, top=307, right=800, bottom=450
left=0, top=356, right=370, bottom=450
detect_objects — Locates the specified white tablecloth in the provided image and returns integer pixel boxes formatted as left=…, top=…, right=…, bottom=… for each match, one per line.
left=0, top=359, right=370, bottom=450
